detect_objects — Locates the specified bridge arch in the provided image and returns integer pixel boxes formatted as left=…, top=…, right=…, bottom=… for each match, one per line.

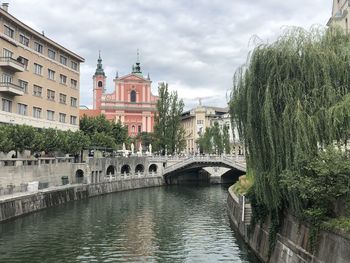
left=106, top=165, right=116, bottom=175
left=149, top=164, right=158, bottom=173
left=162, top=156, right=246, bottom=184
left=135, top=164, right=144, bottom=174
left=75, top=169, right=84, bottom=184
left=121, top=164, right=131, bottom=175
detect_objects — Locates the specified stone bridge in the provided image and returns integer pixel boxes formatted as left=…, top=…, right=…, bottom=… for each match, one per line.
left=162, top=156, right=246, bottom=184
left=0, top=155, right=246, bottom=196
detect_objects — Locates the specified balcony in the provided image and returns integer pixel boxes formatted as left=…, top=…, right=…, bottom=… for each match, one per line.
left=0, top=57, right=25, bottom=72
left=0, top=82, right=24, bottom=96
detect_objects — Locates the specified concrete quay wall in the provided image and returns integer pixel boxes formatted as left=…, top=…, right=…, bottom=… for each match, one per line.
left=0, top=176, right=165, bottom=223
left=0, top=156, right=165, bottom=196
left=227, top=188, right=350, bottom=263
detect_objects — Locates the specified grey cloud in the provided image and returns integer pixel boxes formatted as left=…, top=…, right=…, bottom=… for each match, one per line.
left=9, top=0, right=331, bottom=109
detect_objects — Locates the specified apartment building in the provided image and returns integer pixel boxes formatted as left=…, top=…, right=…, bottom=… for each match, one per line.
left=327, top=0, right=349, bottom=32
left=0, top=3, right=84, bottom=131
left=181, top=105, right=228, bottom=154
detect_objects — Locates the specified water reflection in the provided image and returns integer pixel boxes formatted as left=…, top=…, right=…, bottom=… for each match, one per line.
left=0, top=184, right=261, bottom=263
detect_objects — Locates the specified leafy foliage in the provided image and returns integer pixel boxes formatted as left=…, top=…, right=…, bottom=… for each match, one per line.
left=197, top=122, right=231, bottom=154
left=230, top=26, right=350, bottom=254
left=154, top=83, right=185, bottom=154
left=80, top=115, right=129, bottom=149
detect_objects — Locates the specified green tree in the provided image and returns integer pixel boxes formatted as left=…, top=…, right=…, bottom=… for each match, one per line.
left=111, top=120, right=129, bottom=147
left=154, top=83, right=185, bottom=154
left=0, top=126, right=14, bottom=153
left=42, top=128, right=65, bottom=155
left=90, top=132, right=116, bottom=149
left=65, top=131, right=90, bottom=155
left=32, top=130, right=45, bottom=153
left=80, top=114, right=113, bottom=135
left=80, top=115, right=129, bottom=149
left=197, top=127, right=213, bottom=154
left=222, top=124, right=231, bottom=154
left=10, top=125, right=36, bottom=155
left=230, top=27, right=350, bottom=254
left=211, top=122, right=223, bottom=154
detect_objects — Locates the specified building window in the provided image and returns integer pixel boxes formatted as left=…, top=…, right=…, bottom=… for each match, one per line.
left=4, top=25, right=14, bottom=38
left=2, top=74, right=13, bottom=83
left=71, top=61, right=78, bottom=70
left=132, top=125, right=135, bottom=133
left=70, top=115, right=77, bottom=125
left=19, top=34, right=29, bottom=46
left=17, top=103, right=27, bottom=115
left=47, top=89, right=55, bottom=101
left=48, top=69, right=55, bottom=80
left=138, top=125, right=141, bottom=133
left=34, top=63, right=43, bottom=75
left=48, top=49, right=56, bottom=60
left=98, top=81, right=102, bottom=88
left=33, top=107, right=42, bottom=118
left=2, top=99, right=12, bottom=112
left=59, top=93, right=67, bottom=104
left=59, top=113, right=66, bottom=123
left=18, top=80, right=28, bottom=93
left=33, top=85, right=43, bottom=97
left=47, top=110, right=54, bottom=121
left=3, top=48, right=13, bottom=58
left=197, top=120, right=204, bottom=124
left=60, top=74, right=67, bottom=84
left=19, top=57, right=28, bottom=70
left=71, top=79, right=77, bottom=89
left=70, top=97, right=77, bottom=107
left=34, top=42, right=43, bottom=53
left=60, top=55, right=67, bottom=65
left=130, top=90, right=136, bottom=102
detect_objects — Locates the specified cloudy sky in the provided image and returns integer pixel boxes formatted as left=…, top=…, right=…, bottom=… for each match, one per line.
left=6, top=0, right=332, bottom=109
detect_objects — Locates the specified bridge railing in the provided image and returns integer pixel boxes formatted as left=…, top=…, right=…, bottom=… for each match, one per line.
left=163, top=155, right=246, bottom=174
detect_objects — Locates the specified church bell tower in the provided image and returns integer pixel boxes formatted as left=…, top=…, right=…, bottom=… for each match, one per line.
left=93, top=52, right=106, bottom=110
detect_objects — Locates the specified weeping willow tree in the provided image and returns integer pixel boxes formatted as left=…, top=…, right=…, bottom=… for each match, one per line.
left=230, top=26, right=350, bottom=253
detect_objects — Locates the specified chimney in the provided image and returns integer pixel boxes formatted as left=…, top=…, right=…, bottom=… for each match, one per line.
left=1, top=3, right=9, bottom=12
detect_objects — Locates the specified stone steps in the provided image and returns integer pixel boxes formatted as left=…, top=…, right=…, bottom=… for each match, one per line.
left=244, top=204, right=252, bottom=224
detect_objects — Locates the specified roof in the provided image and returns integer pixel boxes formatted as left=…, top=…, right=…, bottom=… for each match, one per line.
left=0, top=8, right=85, bottom=62
left=116, top=73, right=151, bottom=82
left=181, top=105, right=229, bottom=118
left=79, top=109, right=102, bottom=118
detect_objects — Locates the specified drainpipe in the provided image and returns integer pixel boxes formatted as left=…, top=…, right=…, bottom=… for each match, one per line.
left=242, top=195, right=245, bottom=222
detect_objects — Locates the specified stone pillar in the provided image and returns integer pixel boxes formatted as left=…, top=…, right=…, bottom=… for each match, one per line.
left=146, top=86, right=150, bottom=102
left=142, top=85, right=145, bottom=102
left=147, top=115, right=151, bottom=132
left=142, top=116, right=146, bottom=132
left=121, top=84, right=124, bottom=101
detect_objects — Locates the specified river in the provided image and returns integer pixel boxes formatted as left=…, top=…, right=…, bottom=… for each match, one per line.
left=0, top=183, right=261, bottom=262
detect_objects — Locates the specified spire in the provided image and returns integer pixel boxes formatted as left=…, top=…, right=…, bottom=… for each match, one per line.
left=132, top=49, right=142, bottom=75
left=95, top=51, right=105, bottom=76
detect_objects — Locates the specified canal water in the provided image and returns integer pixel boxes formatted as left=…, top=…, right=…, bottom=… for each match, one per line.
left=0, top=184, right=261, bottom=263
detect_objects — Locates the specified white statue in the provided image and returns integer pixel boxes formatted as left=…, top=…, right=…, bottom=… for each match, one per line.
left=139, top=144, right=143, bottom=155
left=149, top=144, right=152, bottom=154
left=122, top=143, right=126, bottom=156
left=131, top=143, right=134, bottom=155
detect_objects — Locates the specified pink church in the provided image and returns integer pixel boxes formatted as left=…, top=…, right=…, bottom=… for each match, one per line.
left=81, top=53, right=158, bottom=137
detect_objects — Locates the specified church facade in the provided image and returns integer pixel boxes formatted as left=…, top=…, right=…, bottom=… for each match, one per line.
left=80, top=54, right=158, bottom=137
